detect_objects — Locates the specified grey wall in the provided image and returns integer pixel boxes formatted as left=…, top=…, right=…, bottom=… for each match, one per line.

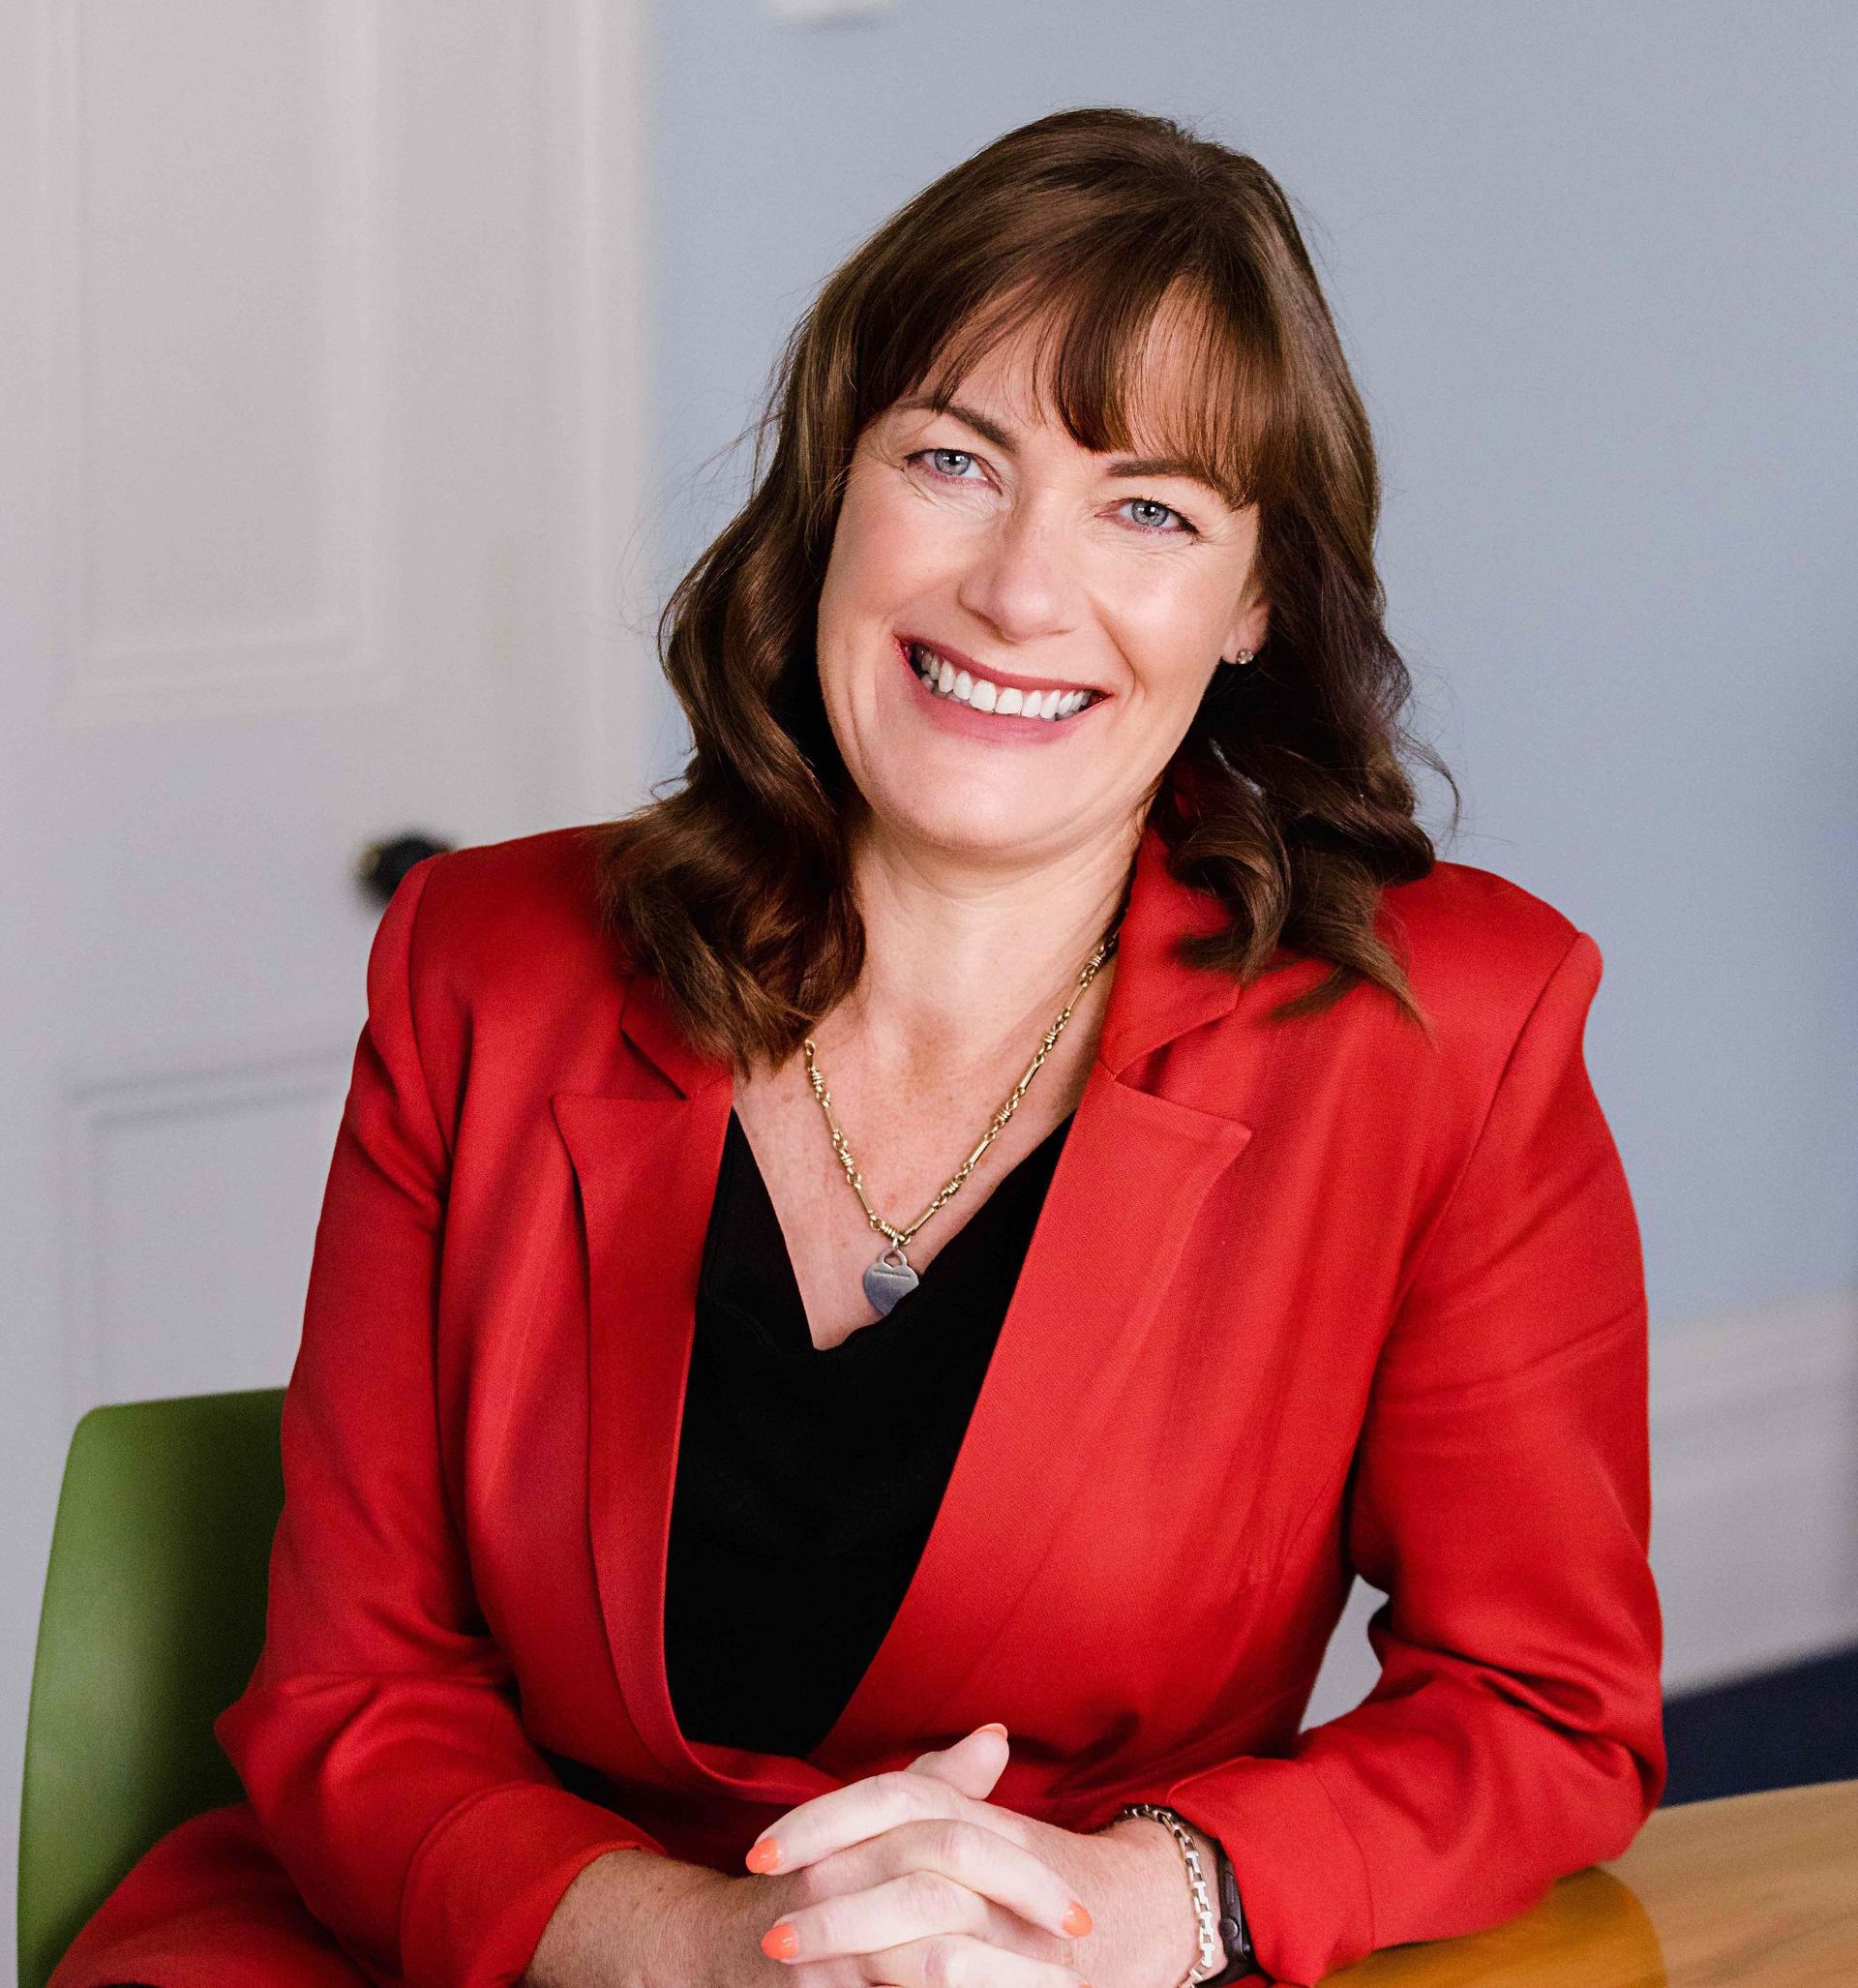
left=645, top=1, right=1858, bottom=1332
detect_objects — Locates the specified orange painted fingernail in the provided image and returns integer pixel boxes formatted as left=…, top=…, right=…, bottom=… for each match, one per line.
left=1063, top=1901, right=1094, bottom=1937
left=745, top=1836, right=782, bottom=1873
left=762, top=1922, right=799, bottom=1960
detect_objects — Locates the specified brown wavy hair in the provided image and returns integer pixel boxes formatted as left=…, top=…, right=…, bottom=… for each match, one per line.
left=593, top=105, right=1458, bottom=1074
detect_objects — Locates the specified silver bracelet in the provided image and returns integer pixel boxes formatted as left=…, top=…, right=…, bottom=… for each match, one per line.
left=1113, top=1802, right=1224, bottom=1988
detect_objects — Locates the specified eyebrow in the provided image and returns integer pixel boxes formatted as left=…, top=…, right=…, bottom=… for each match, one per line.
left=894, top=394, right=1235, bottom=501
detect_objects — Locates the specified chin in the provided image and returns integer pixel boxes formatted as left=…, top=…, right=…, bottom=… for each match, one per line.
left=872, top=790, right=1074, bottom=862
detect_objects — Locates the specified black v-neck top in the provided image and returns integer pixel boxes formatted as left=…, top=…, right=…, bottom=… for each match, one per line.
left=662, top=1104, right=1075, bottom=1759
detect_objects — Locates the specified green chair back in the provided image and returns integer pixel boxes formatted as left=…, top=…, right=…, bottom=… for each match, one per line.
left=17, top=1387, right=286, bottom=1988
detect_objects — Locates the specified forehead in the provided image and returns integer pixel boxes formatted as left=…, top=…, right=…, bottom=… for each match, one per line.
left=938, top=301, right=1205, bottom=425
left=891, top=286, right=1252, bottom=502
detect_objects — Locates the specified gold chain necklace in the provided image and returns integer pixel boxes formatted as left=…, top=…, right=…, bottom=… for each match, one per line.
left=800, top=913, right=1124, bottom=1317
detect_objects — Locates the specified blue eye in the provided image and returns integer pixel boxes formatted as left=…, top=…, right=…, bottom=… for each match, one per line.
left=911, top=449, right=1196, bottom=536
left=1121, top=497, right=1195, bottom=536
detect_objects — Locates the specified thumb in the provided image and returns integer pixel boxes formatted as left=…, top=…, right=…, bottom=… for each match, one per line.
left=905, top=1723, right=1010, bottom=1800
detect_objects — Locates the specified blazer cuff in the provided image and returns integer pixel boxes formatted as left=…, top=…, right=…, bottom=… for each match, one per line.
left=1164, top=1755, right=1374, bottom=1987
left=400, top=1780, right=668, bottom=1988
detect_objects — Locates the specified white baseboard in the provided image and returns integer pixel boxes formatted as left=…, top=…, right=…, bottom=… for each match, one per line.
left=1648, top=1286, right=1858, bottom=1694
left=1305, top=1286, right=1858, bottom=1726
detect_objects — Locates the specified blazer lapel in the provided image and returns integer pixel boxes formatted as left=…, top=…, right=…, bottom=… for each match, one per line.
left=552, top=821, right=1260, bottom=1802
left=811, top=1069, right=1253, bottom=1769
left=552, top=1079, right=736, bottom=1792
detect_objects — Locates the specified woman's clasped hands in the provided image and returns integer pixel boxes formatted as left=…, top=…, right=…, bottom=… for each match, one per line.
left=739, top=1724, right=1191, bottom=1988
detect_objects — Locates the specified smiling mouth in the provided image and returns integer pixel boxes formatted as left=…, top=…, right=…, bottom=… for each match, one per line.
left=906, top=642, right=1107, bottom=722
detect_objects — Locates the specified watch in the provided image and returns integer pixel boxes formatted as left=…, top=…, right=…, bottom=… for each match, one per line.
left=1113, top=1802, right=1262, bottom=1984
left=1202, top=1834, right=1263, bottom=1981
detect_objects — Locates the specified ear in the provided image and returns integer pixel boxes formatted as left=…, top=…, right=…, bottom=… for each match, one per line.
left=1217, top=588, right=1270, bottom=665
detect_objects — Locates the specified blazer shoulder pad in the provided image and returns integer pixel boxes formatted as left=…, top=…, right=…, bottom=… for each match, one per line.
left=1376, top=858, right=1593, bottom=1059
left=400, top=822, right=629, bottom=1009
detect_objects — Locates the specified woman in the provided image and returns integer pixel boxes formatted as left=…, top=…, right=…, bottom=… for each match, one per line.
left=52, top=107, right=1663, bottom=1988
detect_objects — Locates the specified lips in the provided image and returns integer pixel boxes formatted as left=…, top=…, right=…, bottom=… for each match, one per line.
left=899, top=634, right=1108, bottom=704
left=901, top=640, right=1108, bottom=727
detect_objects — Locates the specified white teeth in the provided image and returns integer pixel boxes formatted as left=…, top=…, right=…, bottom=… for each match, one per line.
left=910, top=644, right=1096, bottom=723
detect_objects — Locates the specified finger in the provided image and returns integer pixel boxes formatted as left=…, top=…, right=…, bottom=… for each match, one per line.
left=904, top=1724, right=1010, bottom=1802
left=760, top=1820, right=1093, bottom=1954
left=744, top=1727, right=1008, bottom=1878
left=747, top=1762, right=966, bottom=1875
left=862, top=1931, right=1090, bottom=1988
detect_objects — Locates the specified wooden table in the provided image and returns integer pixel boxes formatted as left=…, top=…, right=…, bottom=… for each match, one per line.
left=1324, top=1778, right=1858, bottom=1985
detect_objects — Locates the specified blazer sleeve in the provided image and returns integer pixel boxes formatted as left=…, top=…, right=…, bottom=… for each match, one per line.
left=213, top=856, right=668, bottom=1988
left=1160, top=929, right=1665, bottom=1985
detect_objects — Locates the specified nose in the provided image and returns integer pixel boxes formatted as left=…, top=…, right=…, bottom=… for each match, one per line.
left=953, top=493, right=1083, bottom=648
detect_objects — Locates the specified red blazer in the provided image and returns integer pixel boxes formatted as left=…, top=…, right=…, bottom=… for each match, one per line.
left=52, top=819, right=1664, bottom=1988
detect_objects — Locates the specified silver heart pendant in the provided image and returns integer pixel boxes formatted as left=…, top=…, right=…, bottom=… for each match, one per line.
left=862, top=1246, right=919, bottom=1317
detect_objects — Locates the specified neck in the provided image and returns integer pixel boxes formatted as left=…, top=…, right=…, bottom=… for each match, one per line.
left=820, top=808, right=1145, bottom=1095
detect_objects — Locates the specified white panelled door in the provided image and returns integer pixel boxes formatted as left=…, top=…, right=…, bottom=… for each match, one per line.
left=0, top=3, right=654, bottom=1964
